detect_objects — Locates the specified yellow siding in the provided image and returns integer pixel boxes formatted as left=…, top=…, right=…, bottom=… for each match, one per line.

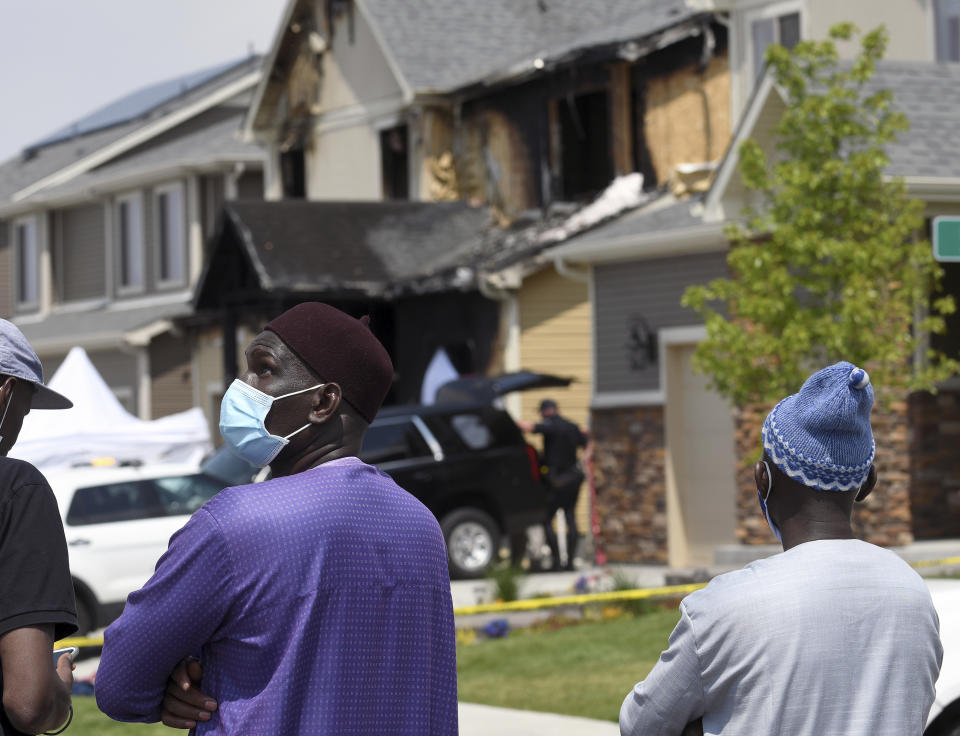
left=515, top=267, right=593, bottom=541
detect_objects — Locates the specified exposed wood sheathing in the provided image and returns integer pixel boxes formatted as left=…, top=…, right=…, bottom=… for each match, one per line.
left=642, top=53, right=730, bottom=185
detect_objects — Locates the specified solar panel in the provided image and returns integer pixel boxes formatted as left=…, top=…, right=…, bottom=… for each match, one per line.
left=27, top=57, right=248, bottom=151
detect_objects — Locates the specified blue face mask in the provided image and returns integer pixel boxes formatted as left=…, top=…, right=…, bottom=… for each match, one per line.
left=757, top=460, right=783, bottom=544
left=219, top=379, right=325, bottom=468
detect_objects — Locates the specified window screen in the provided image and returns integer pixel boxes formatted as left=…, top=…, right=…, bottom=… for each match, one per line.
left=66, top=480, right=164, bottom=526
left=15, top=221, right=38, bottom=305
left=157, top=188, right=185, bottom=284
left=360, top=420, right=430, bottom=464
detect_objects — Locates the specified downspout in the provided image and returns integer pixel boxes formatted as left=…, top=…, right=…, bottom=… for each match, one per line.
left=478, top=275, right=523, bottom=420
left=553, top=255, right=589, bottom=282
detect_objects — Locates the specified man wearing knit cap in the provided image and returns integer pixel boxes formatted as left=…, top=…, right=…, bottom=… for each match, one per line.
left=620, top=362, right=942, bottom=736
left=97, top=303, right=458, bottom=735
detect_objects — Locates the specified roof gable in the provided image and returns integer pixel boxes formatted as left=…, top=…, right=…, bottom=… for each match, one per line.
left=705, top=60, right=960, bottom=221
left=0, top=56, right=261, bottom=206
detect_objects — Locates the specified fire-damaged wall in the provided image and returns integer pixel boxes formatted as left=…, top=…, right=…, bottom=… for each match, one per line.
left=414, top=23, right=730, bottom=218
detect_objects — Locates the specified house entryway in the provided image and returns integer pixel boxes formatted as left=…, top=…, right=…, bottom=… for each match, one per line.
left=663, top=335, right=738, bottom=567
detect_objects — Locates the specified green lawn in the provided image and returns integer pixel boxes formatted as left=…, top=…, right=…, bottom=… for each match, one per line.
left=457, top=609, right=679, bottom=722
left=68, top=609, right=678, bottom=733
left=72, top=699, right=167, bottom=735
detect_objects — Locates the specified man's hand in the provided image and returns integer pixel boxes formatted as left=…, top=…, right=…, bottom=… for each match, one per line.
left=161, top=658, right=217, bottom=730
left=517, top=420, right=535, bottom=433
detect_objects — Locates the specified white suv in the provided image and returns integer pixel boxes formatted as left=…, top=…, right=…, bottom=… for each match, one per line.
left=47, top=463, right=236, bottom=634
left=927, top=578, right=960, bottom=735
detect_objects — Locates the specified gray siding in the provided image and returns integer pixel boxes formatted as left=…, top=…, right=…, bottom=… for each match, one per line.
left=44, top=349, right=139, bottom=415
left=594, top=251, right=728, bottom=393
left=57, top=204, right=106, bottom=302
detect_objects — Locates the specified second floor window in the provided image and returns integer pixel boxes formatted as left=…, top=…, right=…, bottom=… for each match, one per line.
left=380, top=125, right=410, bottom=200
left=14, top=218, right=38, bottom=307
left=936, top=0, right=960, bottom=62
left=116, top=194, right=144, bottom=291
left=155, top=185, right=185, bottom=285
left=750, top=6, right=801, bottom=81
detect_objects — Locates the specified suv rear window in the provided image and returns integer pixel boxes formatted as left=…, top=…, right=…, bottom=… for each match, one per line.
left=66, top=474, right=224, bottom=526
left=361, top=420, right=431, bottom=464
left=450, top=413, right=493, bottom=450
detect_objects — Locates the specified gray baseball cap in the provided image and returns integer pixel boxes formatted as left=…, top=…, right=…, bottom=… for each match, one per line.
left=0, top=319, right=72, bottom=409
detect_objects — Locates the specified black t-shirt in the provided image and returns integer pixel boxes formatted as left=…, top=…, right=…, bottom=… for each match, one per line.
left=0, top=458, right=77, bottom=736
left=534, top=415, right=587, bottom=472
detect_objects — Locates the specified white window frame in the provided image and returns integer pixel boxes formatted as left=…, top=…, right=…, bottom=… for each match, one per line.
left=153, top=182, right=187, bottom=288
left=115, top=191, right=145, bottom=295
left=12, top=215, right=40, bottom=309
left=744, top=1, right=804, bottom=84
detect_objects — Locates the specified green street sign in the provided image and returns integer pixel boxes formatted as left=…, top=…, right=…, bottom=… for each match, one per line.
left=933, top=216, right=960, bottom=262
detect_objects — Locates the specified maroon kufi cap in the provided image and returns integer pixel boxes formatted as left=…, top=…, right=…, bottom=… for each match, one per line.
left=265, top=302, right=393, bottom=423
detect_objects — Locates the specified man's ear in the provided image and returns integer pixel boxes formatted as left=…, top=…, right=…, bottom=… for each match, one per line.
left=308, top=383, right=341, bottom=424
left=0, top=377, right=16, bottom=407
left=855, top=465, right=877, bottom=503
left=754, top=461, right=769, bottom=493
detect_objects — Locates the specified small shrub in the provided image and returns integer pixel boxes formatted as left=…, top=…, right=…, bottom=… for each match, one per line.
left=488, top=564, right=524, bottom=602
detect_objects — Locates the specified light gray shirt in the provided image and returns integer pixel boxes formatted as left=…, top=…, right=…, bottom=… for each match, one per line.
left=621, top=539, right=942, bottom=736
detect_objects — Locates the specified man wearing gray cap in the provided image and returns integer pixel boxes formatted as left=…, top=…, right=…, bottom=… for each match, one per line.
left=0, top=319, right=77, bottom=735
left=620, top=362, right=942, bottom=736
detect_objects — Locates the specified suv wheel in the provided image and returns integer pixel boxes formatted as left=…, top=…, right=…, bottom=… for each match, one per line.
left=441, top=508, right=498, bottom=579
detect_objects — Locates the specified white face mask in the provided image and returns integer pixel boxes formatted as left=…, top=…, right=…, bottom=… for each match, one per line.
left=757, top=460, right=783, bottom=544
left=218, top=379, right=325, bottom=468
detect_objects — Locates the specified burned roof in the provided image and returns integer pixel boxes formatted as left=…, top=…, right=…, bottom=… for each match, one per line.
left=195, top=199, right=496, bottom=307
left=362, top=0, right=703, bottom=94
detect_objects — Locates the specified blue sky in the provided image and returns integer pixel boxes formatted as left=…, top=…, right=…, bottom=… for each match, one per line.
left=0, top=0, right=288, bottom=162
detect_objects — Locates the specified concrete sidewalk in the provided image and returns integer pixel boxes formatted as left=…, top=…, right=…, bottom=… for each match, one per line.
left=459, top=703, right=618, bottom=735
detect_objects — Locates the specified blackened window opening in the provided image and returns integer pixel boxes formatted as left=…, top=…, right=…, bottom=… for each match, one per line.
left=380, top=125, right=410, bottom=200
left=280, top=148, right=306, bottom=199
left=557, top=91, right=613, bottom=200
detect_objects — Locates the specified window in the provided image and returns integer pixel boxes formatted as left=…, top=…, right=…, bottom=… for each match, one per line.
left=116, top=193, right=144, bottom=291
left=450, top=414, right=493, bottom=450
left=554, top=91, right=613, bottom=200
left=66, top=480, right=164, bottom=526
left=749, top=6, right=801, bottom=81
left=360, top=419, right=430, bottom=464
left=935, top=0, right=960, bottom=62
left=380, top=125, right=409, bottom=200
left=280, top=148, right=306, bottom=198
left=154, top=184, right=185, bottom=285
left=152, top=474, right=225, bottom=516
left=14, top=217, right=38, bottom=306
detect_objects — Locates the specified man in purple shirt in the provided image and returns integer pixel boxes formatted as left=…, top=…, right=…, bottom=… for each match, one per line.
left=96, top=303, right=458, bottom=734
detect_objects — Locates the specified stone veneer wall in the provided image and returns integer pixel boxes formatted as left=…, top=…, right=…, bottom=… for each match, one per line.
left=909, top=389, right=960, bottom=539
left=734, top=397, right=915, bottom=547
left=592, top=406, right=668, bottom=563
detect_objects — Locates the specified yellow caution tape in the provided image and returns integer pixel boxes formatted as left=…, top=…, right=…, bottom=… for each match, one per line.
left=54, top=555, right=960, bottom=646
left=55, top=635, right=104, bottom=648
left=910, top=555, right=960, bottom=569
left=453, top=583, right=707, bottom=616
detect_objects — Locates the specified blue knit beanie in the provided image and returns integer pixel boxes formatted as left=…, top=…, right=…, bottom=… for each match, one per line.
left=762, top=361, right=875, bottom=491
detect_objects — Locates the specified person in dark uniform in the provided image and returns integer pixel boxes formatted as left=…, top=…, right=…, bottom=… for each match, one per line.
left=519, top=399, right=588, bottom=571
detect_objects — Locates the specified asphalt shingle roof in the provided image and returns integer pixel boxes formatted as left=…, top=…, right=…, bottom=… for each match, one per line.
left=0, top=56, right=261, bottom=204
left=875, top=61, right=960, bottom=179
left=197, top=200, right=495, bottom=305
left=362, top=0, right=699, bottom=93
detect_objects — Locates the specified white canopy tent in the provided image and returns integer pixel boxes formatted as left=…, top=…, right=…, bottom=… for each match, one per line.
left=11, top=346, right=211, bottom=469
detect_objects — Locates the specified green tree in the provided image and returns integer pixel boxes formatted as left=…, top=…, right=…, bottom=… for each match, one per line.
left=682, top=24, right=957, bottom=406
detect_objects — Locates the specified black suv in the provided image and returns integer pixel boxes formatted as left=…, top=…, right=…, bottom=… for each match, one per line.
left=205, top=372, right=570, bottom=579
left=359, top=372, right=571, bottom=578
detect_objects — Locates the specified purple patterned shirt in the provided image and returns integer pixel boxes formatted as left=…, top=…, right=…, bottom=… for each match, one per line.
left=96, top=457, right=459, bottom=735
